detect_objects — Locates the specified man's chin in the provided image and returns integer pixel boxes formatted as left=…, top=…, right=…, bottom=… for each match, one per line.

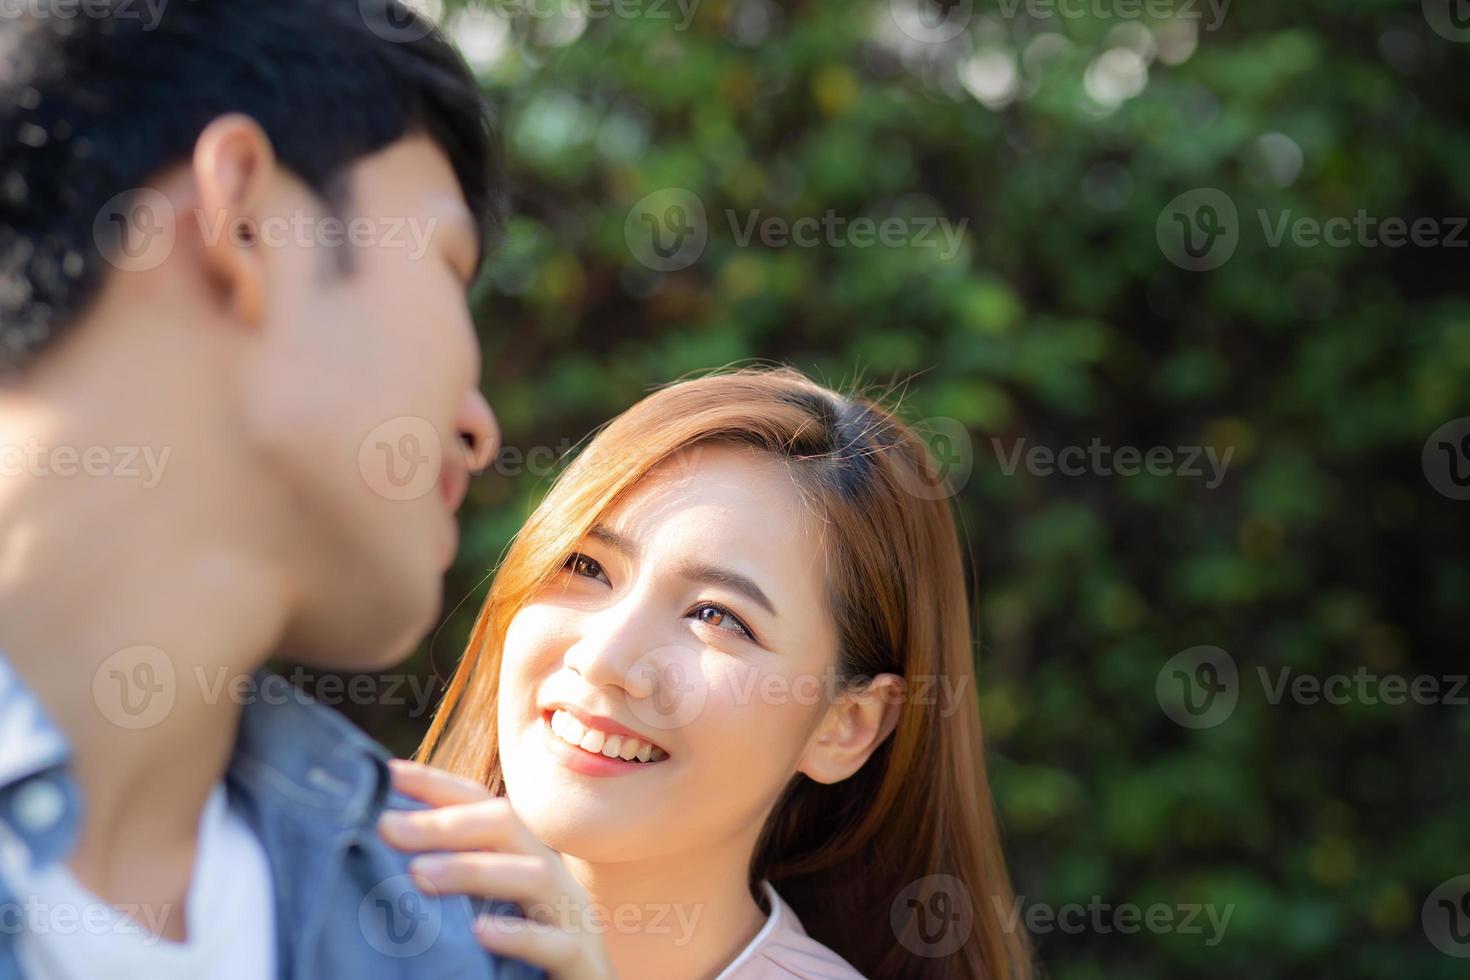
left=288, top=580, right=443, bottom=674
left=360, top=598, right=442, bottom=672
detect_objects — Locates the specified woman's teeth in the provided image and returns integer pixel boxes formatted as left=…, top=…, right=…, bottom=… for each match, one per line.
left=550, top=709, right=668, bottom=763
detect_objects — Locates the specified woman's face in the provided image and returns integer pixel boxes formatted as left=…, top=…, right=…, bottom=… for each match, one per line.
left=497, top=444, right=841, bottom=863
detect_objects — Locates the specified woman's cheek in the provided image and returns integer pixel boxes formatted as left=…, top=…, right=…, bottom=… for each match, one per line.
left=695, top=662, right=813, bottom=792
left=497, top=611, right=562, bottom=783
left=502, top=604, right=573, bottom=698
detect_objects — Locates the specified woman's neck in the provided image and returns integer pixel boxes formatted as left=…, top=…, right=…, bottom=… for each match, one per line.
left=563, top=840, right=770, bottom=980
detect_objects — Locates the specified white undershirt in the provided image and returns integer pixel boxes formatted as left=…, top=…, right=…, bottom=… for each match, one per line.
left=14, top=783, right=275, bottom=980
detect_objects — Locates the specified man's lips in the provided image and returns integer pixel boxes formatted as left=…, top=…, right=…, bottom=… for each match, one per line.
left=436, top=466, right=467, bottom=568
left=439, top=465, right=469, bottom=512
left=438, top=517, right=459, bottom=569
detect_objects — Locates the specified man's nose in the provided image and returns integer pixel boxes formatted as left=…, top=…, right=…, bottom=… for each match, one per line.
left=456, top=389, right=499, bottom=474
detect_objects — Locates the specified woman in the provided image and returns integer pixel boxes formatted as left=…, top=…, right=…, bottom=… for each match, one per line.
left=378, top=367, right=1032, bottom=979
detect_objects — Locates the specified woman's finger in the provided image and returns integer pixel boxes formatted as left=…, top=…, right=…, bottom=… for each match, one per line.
left=379, top=798, right=541, bottom=855
left=409, top=852, right=557, bottom=911
left=473, top=915, right=597, bottom=979
left=388, top=758, right=492, bottom=807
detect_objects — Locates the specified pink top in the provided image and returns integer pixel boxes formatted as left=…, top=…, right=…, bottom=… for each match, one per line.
left=715, top=881, right=867, bottom=980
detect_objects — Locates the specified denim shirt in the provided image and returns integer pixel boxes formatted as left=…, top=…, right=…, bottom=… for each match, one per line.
left=0, top=657, right=543, bottom=980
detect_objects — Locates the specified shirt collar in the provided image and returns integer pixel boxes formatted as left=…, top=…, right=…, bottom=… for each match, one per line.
left=0, top=656, right=395, bottom=862
left=0, top=653, right=82, bottom=872
left=228, top=671, right=393, bottom=829
left=0, top=654, right=70, bottom=790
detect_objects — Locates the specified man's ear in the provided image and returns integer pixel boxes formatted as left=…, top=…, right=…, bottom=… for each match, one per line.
left=796, top=673, right=906, bottom=785
left=191, top=113, right=276, bottom=324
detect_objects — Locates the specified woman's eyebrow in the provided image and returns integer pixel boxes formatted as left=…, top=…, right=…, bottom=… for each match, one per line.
left=678, top=561, right=778, bottom=617
left=588, top=524, right=633, bottom=555
left=587, top=524, right=778, bottom=617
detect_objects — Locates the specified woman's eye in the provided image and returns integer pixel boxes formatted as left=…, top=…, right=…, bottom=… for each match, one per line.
left=691, top=602, right=753, bottom=640
left=563, top=552, right=608, bottom=584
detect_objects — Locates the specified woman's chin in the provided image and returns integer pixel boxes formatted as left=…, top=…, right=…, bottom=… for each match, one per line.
left=523, top=802, right=658, bottom=862
left=504, top=744, right=663, bottom=858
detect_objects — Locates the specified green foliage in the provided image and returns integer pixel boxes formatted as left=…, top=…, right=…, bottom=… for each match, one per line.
left=351, top=1, right=1470, bottom=975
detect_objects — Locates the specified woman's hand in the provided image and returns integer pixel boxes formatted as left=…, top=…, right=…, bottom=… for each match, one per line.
left=378, top=759, right=617, bottom=980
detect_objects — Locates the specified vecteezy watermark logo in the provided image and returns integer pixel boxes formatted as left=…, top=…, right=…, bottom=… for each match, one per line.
left=359, top=416, right=443, bottom=502
left=94, top=190, right=439, bottom=272
left=1156, top=646, right=1238, bottom=729
left=194, top=668, right=444, bottom=718
left=624, top=646, right=709, bottom=731
left=0, top=0, right=171, bottom=30
left=480, top=897, right=704, bottom=945
left=991, top=438, right=1234, bottom=488
left=888, top=0, right=972, bottom=44
left=90, top=666, right=445, bottom=730
left=727, top=210, right=968, bottom=260
left=889, top=417, right=975, bottom=500
left=1159, top=654, right=1466, bottom=727
left=1424, top=875, right=1470, bottom=957
left=360, top=875, right=442, bottom=958
left=1257, top=667, right=1467, bottom=707
left=359, top=0, right=436, bottom=42
left=991, top=0, right=1230, bottom=29
left=452, top=0, right=701, bottom=30
left=1162, top=192, right=1469, bottom=270
left=93, top=188, right=176, bottom=273
left=92, top=645, right=176, bottom=730
left=1257, top=210, right=1468, bottom=250
left=994, top=896, right=1233, bottom=945
left=625, top=188, right=708, bottom=272
left=1423, top=0, right=1470, bottom=43
left=1157, top=188, right=1239, bottom=272
left=190, top=210, right=440, bottom=261
left=626, top=191, right=967, bottom=269
left=0, top=440, right=172, bottom=486
left=0, top=895, right=176, bottom=945
left=732, top=667, right=971, bottom=714
left=1422, top=417, right=1470, bottom=501
left=892, top=874, right=974, bottom=958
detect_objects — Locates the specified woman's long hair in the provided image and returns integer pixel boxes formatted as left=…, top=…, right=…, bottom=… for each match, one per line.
left=419, top=367, right=1032, bottom=979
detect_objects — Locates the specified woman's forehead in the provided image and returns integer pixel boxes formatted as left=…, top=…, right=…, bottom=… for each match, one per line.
left=596, top=446, right=821, bottom=573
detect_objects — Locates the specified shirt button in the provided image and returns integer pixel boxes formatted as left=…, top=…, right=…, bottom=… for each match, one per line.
left=12, top=779, right=67, bottom=834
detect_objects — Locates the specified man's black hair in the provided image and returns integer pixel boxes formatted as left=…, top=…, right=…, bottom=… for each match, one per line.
left=0, top=0, right=501, bottom=373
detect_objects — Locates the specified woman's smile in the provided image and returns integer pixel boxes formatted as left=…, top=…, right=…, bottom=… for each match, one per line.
left=540, top=707, right=670, bottom=777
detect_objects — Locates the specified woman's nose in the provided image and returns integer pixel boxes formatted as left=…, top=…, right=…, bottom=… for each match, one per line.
left=562, top=604, right=708, bottom=730
left=563, top=601, right=654, bottom=694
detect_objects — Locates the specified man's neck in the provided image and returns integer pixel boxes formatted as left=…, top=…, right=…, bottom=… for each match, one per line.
left=0, top=353, right=290, bottom=938
left=2, top=549, right=287, bottom=919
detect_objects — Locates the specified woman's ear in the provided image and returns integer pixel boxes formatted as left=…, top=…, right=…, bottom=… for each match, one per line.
left=796, top=673, right=906, bottom=785
left=191, top=113, right=276, bottom=324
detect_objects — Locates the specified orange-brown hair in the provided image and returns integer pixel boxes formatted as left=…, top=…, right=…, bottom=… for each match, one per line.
left=419, top=367, right=1031, bottom=979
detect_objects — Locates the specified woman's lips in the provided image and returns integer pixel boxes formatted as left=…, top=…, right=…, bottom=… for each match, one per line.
left=541, top=711, right=669, bottom=777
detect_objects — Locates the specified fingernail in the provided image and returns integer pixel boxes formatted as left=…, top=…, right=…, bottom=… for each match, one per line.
left=410, top=856, right=448, bottom=878
left=476, top=914, right=524, bottom=936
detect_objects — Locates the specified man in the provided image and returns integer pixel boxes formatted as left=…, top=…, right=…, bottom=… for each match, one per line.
left=0, top=1, right=539, bottom=977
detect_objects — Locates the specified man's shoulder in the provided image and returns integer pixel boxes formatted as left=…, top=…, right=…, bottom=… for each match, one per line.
left=228, top=672, right=390, bottom=823
left=227, top=673, right=542, bottom=980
